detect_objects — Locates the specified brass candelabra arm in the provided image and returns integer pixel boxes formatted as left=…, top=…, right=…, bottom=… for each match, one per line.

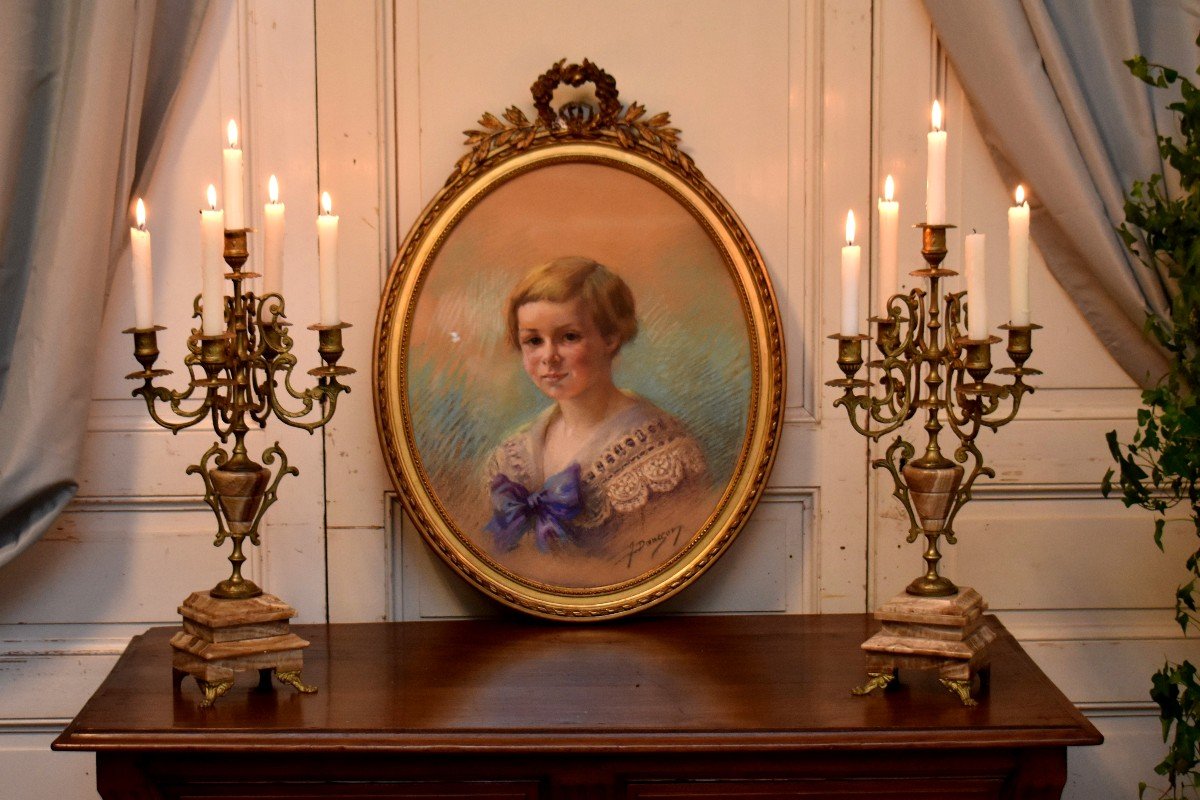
left=874, top=292, right=922, bottom=358
left=944, top=338, right=1000, bottom=436
left=828, top=334, right=910, bottom=441
left=950, top=324, right=1041, bottom=433
left=255, top=294, right=293, bottom=357
left=871, top=352, right=921, bottom=428
left=263, top=353, right=326, bottom=427
left=944, top=291, right=967, bottom=356
left=125, top=327, right=215, bottom=434
left=186, top=442, right=231, bottom=544
left=984, top=322, right=1042, bottom=430
left=866, top=295, right=924, bottom=426
left=871, top=436, right=923, bottom=543
left=262, top=323, right=354, bottom=433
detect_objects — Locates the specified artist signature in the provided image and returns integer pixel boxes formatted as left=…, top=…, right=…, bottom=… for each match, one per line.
left=623, top=525, right=684, bottom=568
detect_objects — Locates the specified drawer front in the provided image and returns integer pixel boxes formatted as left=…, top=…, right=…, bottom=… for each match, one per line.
left=626, top=777, right=1005, bottom=800
left=170, top=783, right=541, bottom=800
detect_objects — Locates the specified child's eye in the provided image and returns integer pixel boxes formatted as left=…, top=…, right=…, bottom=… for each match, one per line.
left=521, top=335, right=543, bottom=347
left=563, top=331, right=582, bottom=342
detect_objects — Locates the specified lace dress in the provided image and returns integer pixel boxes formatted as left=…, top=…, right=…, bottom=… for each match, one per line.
left=482, top=395, right=712, bottom=587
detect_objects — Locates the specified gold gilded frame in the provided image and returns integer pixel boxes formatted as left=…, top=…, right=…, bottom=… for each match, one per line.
left=374, top=60, right=784, bottom=620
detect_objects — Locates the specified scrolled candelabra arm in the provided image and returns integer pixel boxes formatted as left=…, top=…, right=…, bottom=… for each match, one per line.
left=872, top=293, right=916, bottom=358
left=944, top=292, right=968, bottom=356
left=945, top=335, right=1003, bottom=433
left=954, top=323, right=1042, bottom=432
left=256, top=293, right=292, bottom=358
left=865, top=293, right=922, bottom=426
left=872, top=436, right=923, bottom=543
left=263, top=323, right=355, bottom=433
left=827, top=332, right=917, bottom=441
left=986, top=322, right=1043, bottom=427
left=124, top=326, right=215, bottom=434
left=828, top=333, right=874, bottom=438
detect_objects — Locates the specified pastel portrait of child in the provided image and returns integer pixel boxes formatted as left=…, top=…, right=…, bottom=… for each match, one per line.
left=398, top=159, right=754, bottom=599
left=482, top=256, right=714, bottom=587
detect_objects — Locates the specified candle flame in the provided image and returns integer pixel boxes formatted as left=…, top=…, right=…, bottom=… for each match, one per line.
left=135, top=198, right=146, bottom=229
left=227, top=119, right=239, bottom=149
left=845, top=210, right=856, bottom=245
left=884, top=174, right=895, bottom=202
left=321, top=191, right=332, bottom=215
left=931, top=99, right=943, bottom=132
left=1015, top=184, right=1026, bottom=205
left=206, top=184, right=218, bottom=210
left=269, top=174, right=280, bottom=204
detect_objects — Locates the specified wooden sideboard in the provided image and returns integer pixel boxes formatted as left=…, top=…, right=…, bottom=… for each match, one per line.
left=53, top=613, right=1101, bottom=799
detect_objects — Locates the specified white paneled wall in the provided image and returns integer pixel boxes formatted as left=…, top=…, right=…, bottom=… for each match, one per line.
left=0, top=1, right=1188, bottom=797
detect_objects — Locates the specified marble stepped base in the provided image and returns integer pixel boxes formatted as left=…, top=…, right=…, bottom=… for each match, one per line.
left=854, top=587, right=995, bottom=706
left=170, top=591, right=316, bottom=708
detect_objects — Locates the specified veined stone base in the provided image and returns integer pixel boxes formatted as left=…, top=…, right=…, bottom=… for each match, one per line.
left=854, top=586, right=995, bottom=706
left=170, top=591, right=316, bottom=707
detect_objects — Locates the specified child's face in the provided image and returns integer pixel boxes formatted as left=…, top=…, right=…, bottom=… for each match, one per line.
left=516, top=297, right=618, bottom=403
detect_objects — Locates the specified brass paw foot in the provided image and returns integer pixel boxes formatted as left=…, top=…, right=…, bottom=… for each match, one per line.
left=275, top=669, right=317, bottom=694
left=197, top=678, right=234, bottom=708
left=939, top=677, right=979, bottom=707
left=852, top=671, right=896, bottom=697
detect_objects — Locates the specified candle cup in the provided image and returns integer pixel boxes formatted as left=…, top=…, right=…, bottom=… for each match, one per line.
left=200, top=334, right=229, bottom=368
left=962, top=340, right=993, bottom=383
left=122, top=325, right=170, bottom=378
left=308, top=322, right=356, bottom=377
left=917, top=223, right=954, bottom=268
left=830, top=333, right=869, bottom=380
left=223, top=229, right=250, bottom=270
left=1000, top=322, right=1041, bottom=371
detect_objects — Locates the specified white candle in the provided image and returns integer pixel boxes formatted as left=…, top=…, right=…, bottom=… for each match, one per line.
left=964, top=232, right=988, bottom=340
left=840, top=210, right=861, bottom=336
left=222, top=120, right=245, bottom=230
left=1008, top=184, right=1031, bottom=326
left=926, top=100, right=947, bottom=225
left=263, top=174, right=285, bottom=296
left=200, top=184, right=226, bottom=336
left=130, top=198, right=153, bottom=329
left=317, top=191, right=340, bottom=325
left=877, top=175, right=899, bottom=315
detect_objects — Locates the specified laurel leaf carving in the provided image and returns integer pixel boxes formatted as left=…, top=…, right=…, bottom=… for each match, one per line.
left=504, top=105, right=529, bottom=126
left=480, top=112, right=505, bottom=131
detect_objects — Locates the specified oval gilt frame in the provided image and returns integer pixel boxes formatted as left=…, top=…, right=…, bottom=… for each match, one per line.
left=374, top=61, right=784, bottom=620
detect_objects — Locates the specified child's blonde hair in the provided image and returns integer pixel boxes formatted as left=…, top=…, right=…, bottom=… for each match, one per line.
left=506, top=256, right=638, bottom=350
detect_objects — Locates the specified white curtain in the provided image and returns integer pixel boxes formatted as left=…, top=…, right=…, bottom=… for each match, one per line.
left=0, top=1, right=213, bottom=566
left=924, top=0, right=1200, bottom=387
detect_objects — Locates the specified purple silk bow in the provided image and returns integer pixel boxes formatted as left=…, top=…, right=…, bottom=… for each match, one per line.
left=486, top=463, right=582, bottom=552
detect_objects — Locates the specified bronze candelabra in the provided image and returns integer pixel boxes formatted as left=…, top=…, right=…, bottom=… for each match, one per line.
left=828, top=223, right=1038, bottom=598
left=124, top=229, right=353, bottom=599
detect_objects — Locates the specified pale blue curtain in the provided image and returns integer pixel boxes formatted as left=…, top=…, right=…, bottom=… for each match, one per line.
left=924, top=0, right=1200, bottom=387
left=0, top=0, right=212, bottom=566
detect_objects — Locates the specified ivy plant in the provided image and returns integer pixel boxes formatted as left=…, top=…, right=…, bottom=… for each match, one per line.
left=1102, top=34, right=1200, bottom=800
